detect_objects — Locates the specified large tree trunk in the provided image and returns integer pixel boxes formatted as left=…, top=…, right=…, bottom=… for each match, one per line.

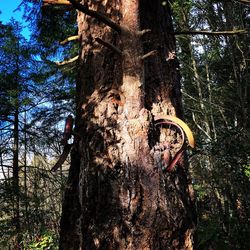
left=60, top=1, right=196, bottom=249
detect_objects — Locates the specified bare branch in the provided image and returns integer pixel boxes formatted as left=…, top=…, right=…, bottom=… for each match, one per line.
left=141, top=50, right=158, bottom=60
left=60, top=35, right=79, bottom=45
left=173, top=29, right=248, bottom=36
left=55, top=55, right=79, bottom=66
left=192, top=113, right=212, bottom=140
left=137, top=29, right=151, bottom=36
left=95, top=38, right=122, bottom=55
left=43, top=0, right=71, bottom=6
left=233, top=0, right=250, bottom=5
left=68, top=0, right=122, bottom=33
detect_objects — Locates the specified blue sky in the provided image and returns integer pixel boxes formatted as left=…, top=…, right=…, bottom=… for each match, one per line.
left=0, top=0, right=30, bottom=38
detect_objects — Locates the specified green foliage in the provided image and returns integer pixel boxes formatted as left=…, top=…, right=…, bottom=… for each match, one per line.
left=243, top=164, right=250, bottom=179
left=193, top=184, right=206, bottom=199
left=22, top=231, right=59, bottom=250
left=0, top=9, right=74, bottom=249
left=172, top=0, right=250, bottom=249
left=197, top=217, right=223, bottom=250
left=170, top=0, right=193, bottom=29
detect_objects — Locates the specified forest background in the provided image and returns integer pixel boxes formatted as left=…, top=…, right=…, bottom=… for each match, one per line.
left=0, top=0, right=249, bottom=249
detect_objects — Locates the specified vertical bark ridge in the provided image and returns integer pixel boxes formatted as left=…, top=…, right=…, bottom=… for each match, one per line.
left=120, top=0, right=144, bottom=119
left=139, top=0, right=182, bottom=117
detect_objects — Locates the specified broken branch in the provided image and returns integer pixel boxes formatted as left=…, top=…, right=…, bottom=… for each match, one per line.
left=68, top=0, right=122, bottom=33
left=95, top=38, right=122, bottom=55
left=234, top=0, right=250, bottom=5
left=55, top=55, right=79, bottom=66
left=173, top=29, right=248, bottom=36
left=137, top=29, right=151, bottom=36
left=43, top=0, right=71, bottom=6
left=60, top=35, right=79, bottom=45
left=141, top=50, right=158, bottom=60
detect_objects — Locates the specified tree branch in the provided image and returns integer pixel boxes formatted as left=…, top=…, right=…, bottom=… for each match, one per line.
left=141, top=50, right=158, bottom=60
left=95, top=38, right=122, bottom=55
left=43, top=0, right=71, bottom=6
left=60, top=35, right=79, bottom=45
left=234, top=0, right=250, bottom=5
left=173, top=29, right=248, bottom=36
left=55, top=55, right=79, bottom=66
left=68, top=0, right=122, bottom=33
left=192, top=113, right=212, bottom=141
left=137, top=29, right=151, bottom=36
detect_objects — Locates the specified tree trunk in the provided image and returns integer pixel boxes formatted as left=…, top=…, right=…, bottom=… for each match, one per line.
left=60, top=1, right=196, bottom=249
left=13, top=107, right=21, bottom=248
left=23, top=111, right=30, bottom=230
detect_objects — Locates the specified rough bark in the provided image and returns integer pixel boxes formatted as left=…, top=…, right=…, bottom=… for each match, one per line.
left=60, top=1, right=196, bottom=249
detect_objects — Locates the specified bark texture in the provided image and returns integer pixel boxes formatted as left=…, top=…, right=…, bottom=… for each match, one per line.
left=60, top=1, right=196, bottom=249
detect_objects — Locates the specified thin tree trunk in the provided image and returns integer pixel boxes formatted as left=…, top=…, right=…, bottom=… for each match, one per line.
left=205, top=64, right=217, bottom=141
left=223, top=1, right=248, bottom=128
left=191, top=53, right=211, bottom=140
left=23, top=111, right=29, bottom=229
left=60, top=1, right=196, bottom=249
left=13, top=107, right=21, bottom=248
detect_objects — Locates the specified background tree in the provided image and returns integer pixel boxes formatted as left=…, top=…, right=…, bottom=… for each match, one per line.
left=0, top=17, right=75, bottom=248
left=172, top=0, right=250, bottom=249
